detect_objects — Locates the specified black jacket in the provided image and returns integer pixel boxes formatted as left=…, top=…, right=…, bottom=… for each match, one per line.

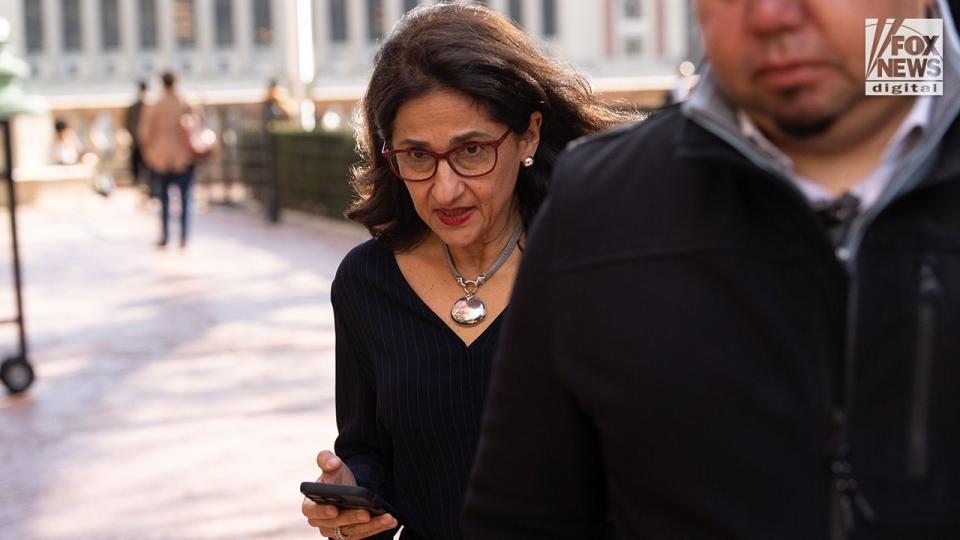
left=462, top=99, right=960, bottom=539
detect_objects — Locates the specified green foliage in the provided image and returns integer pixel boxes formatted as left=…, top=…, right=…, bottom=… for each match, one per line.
left=273, top=129, right=360, bottom=219
left=239, top=127, right=360, bottom=219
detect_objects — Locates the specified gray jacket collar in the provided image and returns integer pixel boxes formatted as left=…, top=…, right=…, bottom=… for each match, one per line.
left=680, top=0, right=960, bottom=265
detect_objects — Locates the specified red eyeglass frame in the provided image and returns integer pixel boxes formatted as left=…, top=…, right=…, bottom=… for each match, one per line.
left=381, top=127, right=514, bottom=182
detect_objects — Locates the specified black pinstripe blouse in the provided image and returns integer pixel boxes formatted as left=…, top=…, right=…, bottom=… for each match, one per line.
left=331, top=239, right=502, bottom=540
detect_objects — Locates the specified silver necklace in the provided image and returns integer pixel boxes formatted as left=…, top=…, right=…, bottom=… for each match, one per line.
left=442, top=222, right=523, bottom=326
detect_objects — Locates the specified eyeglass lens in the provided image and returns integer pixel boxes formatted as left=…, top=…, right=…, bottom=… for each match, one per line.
left=393, top=144, right=498, bottom=180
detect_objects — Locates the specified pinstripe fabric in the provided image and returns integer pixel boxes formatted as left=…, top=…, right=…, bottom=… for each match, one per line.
left=332, top=239, right=502, bottom=540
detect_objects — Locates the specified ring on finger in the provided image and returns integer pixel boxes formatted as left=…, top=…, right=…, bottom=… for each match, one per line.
left=334, top=526, right=349, bottom=540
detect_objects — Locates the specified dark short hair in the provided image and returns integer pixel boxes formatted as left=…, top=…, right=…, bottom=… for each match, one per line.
left=161, top=71, right=176, bottom=89
left=54, top=119, right=68, bottom=133
left=347, top=1, right=631, bottom=251
left=138, top=80, right=147, bottom=93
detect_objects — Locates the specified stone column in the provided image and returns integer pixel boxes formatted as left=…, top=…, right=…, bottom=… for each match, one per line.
left=0, top=0, right=23, bottom=56
left=346, top=0, right=367, bottom=76
left=42, top=0, right=60, bottom=81
left=236, top=0, right=253, bottom=75
left=120, top=0, right=139, bottom=79
left=82, top=0, right=99, bottom=79
left=157, top=0, right=175, bottom=71
left=312, top=0, right=329, bottom=79
left=487, top=0, right=507, bottom=15
left=280, top=0, right=303, bottom=100
left=195, top=0, right=215, bottom=75
left=383, top=0, right=402, bottom=37
left=524, top=0, right=542, bottom=39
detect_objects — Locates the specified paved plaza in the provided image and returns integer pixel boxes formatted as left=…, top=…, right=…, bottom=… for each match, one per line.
left=0, top=186, right=367, bottom=539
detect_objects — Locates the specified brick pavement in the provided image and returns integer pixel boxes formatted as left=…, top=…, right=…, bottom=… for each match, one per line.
left=0, top=187, right=368, bottom=539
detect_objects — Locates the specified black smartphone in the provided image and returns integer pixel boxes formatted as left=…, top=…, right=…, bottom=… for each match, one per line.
left=300, top=482, right=400, bottom=518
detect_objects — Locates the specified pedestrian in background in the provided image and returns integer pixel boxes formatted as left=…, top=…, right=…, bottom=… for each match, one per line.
left=464, top=0, right=960, bottom=538
left=138, top=71, right=195, bottom=248
left=51, top=118, right=83, bottom=165
left=300, top=3, right=631, bottom=540
left=262, top=78, right=294, bottom=125
left=124, top=80, right=149, bottom=193
left=260, top=78, right=294, bottom=223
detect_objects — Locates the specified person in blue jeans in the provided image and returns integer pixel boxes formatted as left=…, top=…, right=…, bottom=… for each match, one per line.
left=154, top=166, right=194, bottom=247
left=138, top=71, right=196, bottom=248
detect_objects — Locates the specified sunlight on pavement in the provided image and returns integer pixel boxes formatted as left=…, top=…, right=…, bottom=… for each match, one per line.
left=0, top=187, right=363, bottom=539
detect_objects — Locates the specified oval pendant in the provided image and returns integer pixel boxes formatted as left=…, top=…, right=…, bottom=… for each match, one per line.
left=451, top=296, right=486, bottom=326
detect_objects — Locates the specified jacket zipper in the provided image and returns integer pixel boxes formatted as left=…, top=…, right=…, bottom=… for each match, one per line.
left=907, top=258, right=943, bottom=480
left=829, top=414, right=877, bottom=540
left=683, top=87, right=960, bottom=538
left=676, top=110, right=906, bottom=538
left=827, top=265, right=875, bottom=540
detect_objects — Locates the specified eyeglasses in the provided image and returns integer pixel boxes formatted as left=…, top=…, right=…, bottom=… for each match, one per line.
left=381, top=127, right=513, bottom=182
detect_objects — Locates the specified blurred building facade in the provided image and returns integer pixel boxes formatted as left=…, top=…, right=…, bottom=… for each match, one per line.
left=0, top=0, right=698, bottom=177
left=0, top=0, right=696, bottom=107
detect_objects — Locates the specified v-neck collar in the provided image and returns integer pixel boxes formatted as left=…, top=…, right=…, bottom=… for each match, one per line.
left=384, top=245, right=505, bottom=350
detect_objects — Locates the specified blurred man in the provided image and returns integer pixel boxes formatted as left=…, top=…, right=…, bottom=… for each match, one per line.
left=124, top=80, right=148, bottom=190
left=464, top=1, right=960, bottom=539
left=138, top=71, right=195, bottom=248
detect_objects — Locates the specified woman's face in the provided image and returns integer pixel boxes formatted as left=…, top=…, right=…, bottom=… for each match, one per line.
left=390, top=89, right=541, bottom=250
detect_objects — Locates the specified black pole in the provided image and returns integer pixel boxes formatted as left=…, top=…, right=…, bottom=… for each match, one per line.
left=2, top=120, right=28, bottom=360
left=260, top=113, right=281, bottom=224
left=266, top=129, right=280, bottom=224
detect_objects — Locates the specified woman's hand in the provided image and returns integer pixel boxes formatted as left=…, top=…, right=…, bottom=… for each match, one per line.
left=302, top=450, right=398, bottom=539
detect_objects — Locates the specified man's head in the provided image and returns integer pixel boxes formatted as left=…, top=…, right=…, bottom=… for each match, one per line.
left=696, top=0, right=932, bottom=138
left=161, top=71, right=176, bottom=90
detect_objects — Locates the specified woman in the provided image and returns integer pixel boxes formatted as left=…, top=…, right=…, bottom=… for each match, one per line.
left=302, top=3, right=630, bottom=539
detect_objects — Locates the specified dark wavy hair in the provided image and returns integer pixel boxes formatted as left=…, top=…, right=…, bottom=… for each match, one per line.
left=347, top=1, right=630, bottom=251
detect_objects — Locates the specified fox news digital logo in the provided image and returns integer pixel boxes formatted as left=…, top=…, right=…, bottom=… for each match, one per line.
left=865, top=18, right=943, bottom=96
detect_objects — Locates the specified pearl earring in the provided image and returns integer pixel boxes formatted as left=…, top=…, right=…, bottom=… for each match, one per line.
left=522, top=156, right=535, bottom=168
